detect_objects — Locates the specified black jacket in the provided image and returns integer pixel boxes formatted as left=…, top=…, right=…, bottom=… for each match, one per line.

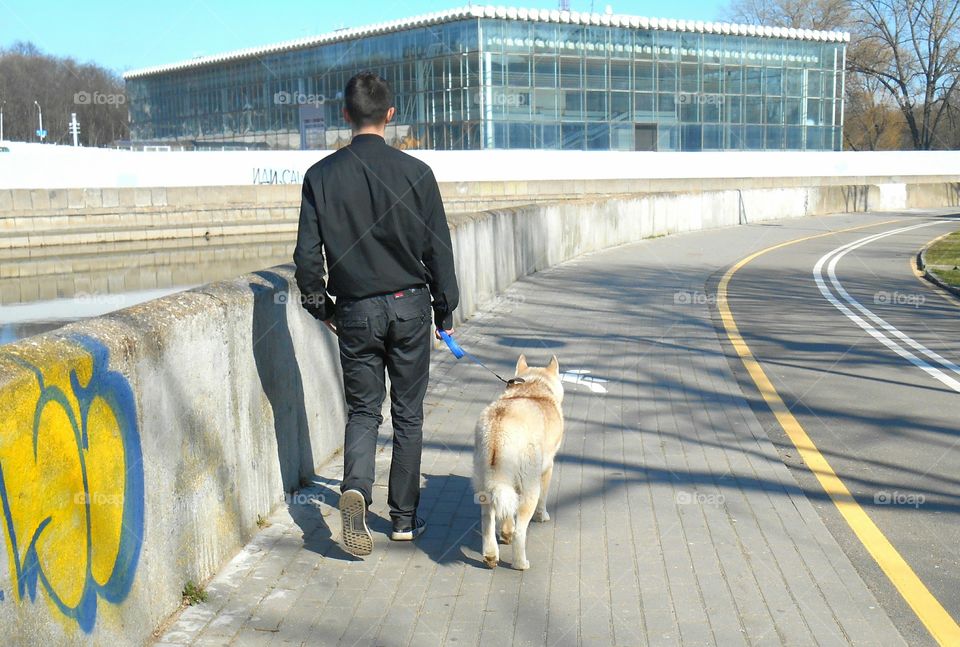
left=293, top=134, right=460, bottom=329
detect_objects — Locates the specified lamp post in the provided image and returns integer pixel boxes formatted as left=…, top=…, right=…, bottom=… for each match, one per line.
left=33, top=100, right=45, bottom=142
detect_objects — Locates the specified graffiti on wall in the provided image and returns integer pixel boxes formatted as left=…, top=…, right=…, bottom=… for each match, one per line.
left=0, top=334, right=144, bottom=633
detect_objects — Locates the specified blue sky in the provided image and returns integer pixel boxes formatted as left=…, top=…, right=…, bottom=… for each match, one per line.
left=0, top=0, right=728, bottom=74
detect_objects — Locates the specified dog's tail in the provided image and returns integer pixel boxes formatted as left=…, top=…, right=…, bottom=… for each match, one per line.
left=489, top=482, right=519, bottom=523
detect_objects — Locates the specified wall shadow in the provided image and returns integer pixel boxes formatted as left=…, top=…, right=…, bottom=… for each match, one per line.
left=249, top=270, right=314, bottom=493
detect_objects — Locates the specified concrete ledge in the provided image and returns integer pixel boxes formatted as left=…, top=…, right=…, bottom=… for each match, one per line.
left=0, top=177, right=957, bottom=644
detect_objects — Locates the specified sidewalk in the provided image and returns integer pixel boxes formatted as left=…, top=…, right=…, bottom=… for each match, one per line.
left=155, top=221, right=905, bottom=646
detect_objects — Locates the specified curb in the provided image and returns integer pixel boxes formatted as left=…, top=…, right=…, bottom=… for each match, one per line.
left=917, top=244, right=960, bottom=299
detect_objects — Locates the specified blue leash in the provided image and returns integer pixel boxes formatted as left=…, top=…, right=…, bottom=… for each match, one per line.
left=438, top=330, right=525, bottom=385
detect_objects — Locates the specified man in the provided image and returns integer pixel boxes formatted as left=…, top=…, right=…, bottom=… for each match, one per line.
left=293, top=71, right=459, bottom=557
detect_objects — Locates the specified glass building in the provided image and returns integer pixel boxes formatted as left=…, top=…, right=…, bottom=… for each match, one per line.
left=124, top=6, right=848, bottom=151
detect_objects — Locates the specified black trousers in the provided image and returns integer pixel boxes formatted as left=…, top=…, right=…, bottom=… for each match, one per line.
left=335, top=287, right=432, bottom=524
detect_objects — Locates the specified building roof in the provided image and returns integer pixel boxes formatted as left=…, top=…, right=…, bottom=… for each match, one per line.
left=122, top=4, right=851, bottom=80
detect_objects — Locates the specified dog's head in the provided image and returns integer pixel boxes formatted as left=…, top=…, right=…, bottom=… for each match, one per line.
left=514, top=354, right=563, bottom=402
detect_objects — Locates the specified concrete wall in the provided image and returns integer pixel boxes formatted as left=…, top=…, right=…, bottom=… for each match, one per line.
left=0, top=177, right=956, bottom=645
left=4, top=176, right=960, bottom=250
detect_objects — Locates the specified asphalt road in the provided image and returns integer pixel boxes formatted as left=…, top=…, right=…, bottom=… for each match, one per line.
left=716, top=209, right=960, bottom=647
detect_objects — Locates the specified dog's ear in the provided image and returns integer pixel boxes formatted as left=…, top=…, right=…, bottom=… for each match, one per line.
left=547, top=355, right=560, bottom=375
left=515, top=354, right=528, bottom=375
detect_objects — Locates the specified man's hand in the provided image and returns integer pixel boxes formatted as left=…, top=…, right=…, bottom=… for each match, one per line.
left=324, top=319, right=338, bottom=336
left=435, top=327, right=454, bottom=340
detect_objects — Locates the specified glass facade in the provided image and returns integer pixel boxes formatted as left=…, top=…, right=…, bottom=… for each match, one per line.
left=126, top=17, right=845, bottom=151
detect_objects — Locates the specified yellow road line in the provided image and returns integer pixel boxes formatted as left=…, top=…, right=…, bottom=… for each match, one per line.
left=717, top=218, right=960, bottom=646
left=912, top=232, right=960, bottom=309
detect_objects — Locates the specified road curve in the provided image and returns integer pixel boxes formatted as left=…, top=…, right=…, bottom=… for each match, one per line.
left=718, top=209, right=960, bottom=647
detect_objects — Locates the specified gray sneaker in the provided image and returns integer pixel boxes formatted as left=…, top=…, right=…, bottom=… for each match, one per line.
left=339, top=489, right=373, bottom=556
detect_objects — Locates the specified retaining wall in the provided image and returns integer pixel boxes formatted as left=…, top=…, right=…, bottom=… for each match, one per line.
left=0, top=178, right=956, bottom=645
left=3, top=176, right=959, bottom=250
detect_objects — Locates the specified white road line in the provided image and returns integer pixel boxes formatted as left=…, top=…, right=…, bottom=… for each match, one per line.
left=813, top=219, right=960, bottom=394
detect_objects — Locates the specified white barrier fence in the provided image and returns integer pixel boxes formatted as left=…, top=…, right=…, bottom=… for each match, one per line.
left=2, top=142, right=960, bottom=189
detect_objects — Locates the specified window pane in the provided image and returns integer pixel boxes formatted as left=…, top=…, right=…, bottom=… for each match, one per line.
left=533, top=89, right=559, bottom=120
left=681, top=124, right=702, bottom=151
left=785, top=98, right=802, bottom=125
left=657, top=93, right=678, bottom=120
left=587, top=122, right=609, bottom=149
left=562, top=91, right=583, bottom=120
left=585, top=91, right=606, bottom=119
left=680, top=96, right=699, bottom=121
left=611, top=124, right=633, bottom=149
left=538, top=123, right=560, bottom=148
left=561, top=123, right=585, bottom=149
left=765, top=97, right=783, bottom=124
left=560, top=58, right=581, bottom=88
left=806, top=98, right=821, bottom=125
left=611, top=92, right=630, bottom=121
left=702, top=98, right=721, bottom=123
left=509, top=122, right=532, bottom=148
left=534, top=57, right=556, bottom=88
left=785, top=68, right=803, bottom=96
left=658, top=63, right=677, bottom=92
left=634, top=62, right=655, bottom=91
left=634, top=93, right=655, bottom=121
left=725, top=125, right=744, bottom=149
left=585, top=59, right=606, bottom=89
left=744, top=66, right=762, bottom=94
left=703, top=65, right=722, bottom=93
left=611, top=60, right=631, bottom=90
left=724, top=95, right=742, bottom=123
left=703, top=124, right=722, bottom=150
left=724, top=67, right=743, bottom=94
left=764, top=68, right=782, bottom=95
left=807, top=70, right=822, bottom=97
left=765, top=125, right=784, bottom=149
left=507, top=55, right=530, bottom=86
left=658, top=124, right=679, bottom=150
left=494, top=122, right=508, bottom=148
left=680, top=63, right=700, bottom=93
left=744, top=95, right=763, bottom=123
left=786, top=126, right=803, bottom=149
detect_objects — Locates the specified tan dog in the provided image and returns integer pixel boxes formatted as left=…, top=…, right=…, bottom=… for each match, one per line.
left=473, top=355, right=564, bottom=570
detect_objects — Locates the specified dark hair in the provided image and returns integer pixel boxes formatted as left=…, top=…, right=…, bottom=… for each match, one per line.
left=344, top=72, right=394, bottom=128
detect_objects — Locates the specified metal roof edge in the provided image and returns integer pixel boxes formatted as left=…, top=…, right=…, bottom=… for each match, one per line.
left=122, top=4, right=850, bottom=80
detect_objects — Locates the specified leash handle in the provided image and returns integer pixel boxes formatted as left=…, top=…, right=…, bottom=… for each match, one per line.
left=438, top=329, right=464, bottom=358
left=437, top=329, right=524, bottom=386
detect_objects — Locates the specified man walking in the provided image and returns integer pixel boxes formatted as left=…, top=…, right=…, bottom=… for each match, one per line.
left=293, top=72, right=459, bottom=557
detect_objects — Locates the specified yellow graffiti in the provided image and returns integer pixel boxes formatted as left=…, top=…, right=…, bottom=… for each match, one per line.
left=0, top=335, right=143, bottom=632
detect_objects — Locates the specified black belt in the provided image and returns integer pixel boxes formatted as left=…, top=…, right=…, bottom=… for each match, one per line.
left=390, top=286, right=427, bottom=299
left=338, top=286, right=426, bottom=305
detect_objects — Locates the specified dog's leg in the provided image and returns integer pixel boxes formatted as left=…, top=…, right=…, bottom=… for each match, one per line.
left=481, top=502, right=499, bottom=568
left=500, top=514, right=514, bottom=545
left=512, top=487, right=540, bottom=570
left=534, top=464, right=554, bottom=522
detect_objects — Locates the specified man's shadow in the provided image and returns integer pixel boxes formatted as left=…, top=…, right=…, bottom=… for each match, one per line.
left=286, top=479, right=358, bottom=561
left=417, top=473, right=488, bottom=568
left=249, top=270, right=354, bottom=561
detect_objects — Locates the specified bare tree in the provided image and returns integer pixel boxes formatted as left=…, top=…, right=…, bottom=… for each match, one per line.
left=849, top=0, right=960, bottom=149
left=722, top=0, right=850, bottom=30
left=843, top=73, right=906, bottom=149
left=0, top=41, right=128, bottom=146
